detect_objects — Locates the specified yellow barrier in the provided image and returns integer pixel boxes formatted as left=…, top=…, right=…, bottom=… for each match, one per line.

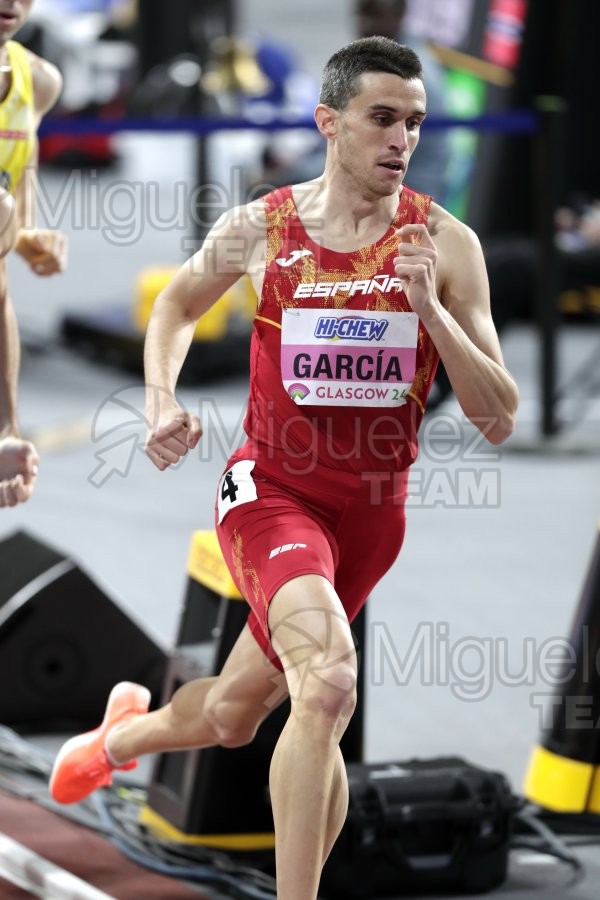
left=133, top=268, right=257, bottom=340
left=523, top=745, right=594, bottom=813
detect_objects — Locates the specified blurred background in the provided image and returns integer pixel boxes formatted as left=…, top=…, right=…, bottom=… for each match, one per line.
left=10, top=0, right=600, bottom=404
left=2, top=1, right=600, bottom=896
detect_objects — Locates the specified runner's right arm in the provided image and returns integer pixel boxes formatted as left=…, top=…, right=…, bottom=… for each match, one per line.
left=143, top=206, right=255, bottom=468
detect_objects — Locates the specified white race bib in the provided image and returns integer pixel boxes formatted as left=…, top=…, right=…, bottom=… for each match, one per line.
left=281, top=308, right=418, bottom=407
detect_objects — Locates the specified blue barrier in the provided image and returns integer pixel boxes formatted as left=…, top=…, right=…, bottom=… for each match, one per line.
left=38, top=104, right=565, bottom=439
left=38, top=110, right=539, bottom=137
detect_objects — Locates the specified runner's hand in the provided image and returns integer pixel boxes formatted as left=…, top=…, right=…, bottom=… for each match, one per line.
left=145, top=408, right=202, bottom=471
left=14, top=228, right=68, bottom=275
left=394, top=223, right=440, bottom=319
left=0, top=436, right=39, bottom=507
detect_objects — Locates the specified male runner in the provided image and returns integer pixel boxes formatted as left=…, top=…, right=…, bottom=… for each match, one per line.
left=0, top=0, right=68, bottom=507
left=50, top=36, right=518, bottom=900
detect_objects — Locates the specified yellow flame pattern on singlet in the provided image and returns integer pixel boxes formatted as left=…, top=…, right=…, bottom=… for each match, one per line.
left=261, top=185, right=439, bottom=412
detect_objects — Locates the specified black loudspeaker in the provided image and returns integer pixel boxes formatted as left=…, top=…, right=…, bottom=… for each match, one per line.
left=0, top=530, right=167, bottom=730
left=142, top=531, right=364, bottom=844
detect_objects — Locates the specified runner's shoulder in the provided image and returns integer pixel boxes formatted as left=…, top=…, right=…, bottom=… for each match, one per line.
left=212, top=199, right=267, bottom=241
left=27, top=50, right=62, bottom=118
left=427, top=200, right=482, bottom=256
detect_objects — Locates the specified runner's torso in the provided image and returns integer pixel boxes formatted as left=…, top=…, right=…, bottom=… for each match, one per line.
left=235, top=184, right=440, bottom=493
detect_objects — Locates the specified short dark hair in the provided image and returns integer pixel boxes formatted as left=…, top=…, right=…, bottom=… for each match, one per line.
left=319, top=36, right=423, bottom=110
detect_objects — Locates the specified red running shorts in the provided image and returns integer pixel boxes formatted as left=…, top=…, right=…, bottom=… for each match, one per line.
left=215, top=457, right=408, bottom=670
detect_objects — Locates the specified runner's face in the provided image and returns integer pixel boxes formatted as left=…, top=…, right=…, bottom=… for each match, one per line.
left=0, top=1, right=34, bottom=43
left=335, top=71, right=426, bottom=198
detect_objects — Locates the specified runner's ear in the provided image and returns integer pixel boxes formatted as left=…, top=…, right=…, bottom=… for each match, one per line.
left=315, top=103, right=339, bottom=139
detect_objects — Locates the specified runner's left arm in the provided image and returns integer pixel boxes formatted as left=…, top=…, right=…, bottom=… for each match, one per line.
left=395, top=219, right=519, bottom=444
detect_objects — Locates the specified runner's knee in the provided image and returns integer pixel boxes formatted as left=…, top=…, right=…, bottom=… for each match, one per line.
left=292, top=660, right=357, bottom=731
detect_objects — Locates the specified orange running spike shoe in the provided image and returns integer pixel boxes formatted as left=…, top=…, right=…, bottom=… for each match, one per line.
left=49, top=681, right=151, bottom=804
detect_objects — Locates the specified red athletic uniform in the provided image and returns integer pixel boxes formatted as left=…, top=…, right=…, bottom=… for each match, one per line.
left=216, top=185, right=439, bottom=667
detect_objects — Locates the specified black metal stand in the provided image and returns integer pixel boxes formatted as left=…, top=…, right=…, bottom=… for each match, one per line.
left=532, top=98, right=566, bottom=437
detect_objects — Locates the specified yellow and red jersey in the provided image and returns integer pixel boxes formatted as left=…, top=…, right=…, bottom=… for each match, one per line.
left=0, top=41, right=35, bottom=193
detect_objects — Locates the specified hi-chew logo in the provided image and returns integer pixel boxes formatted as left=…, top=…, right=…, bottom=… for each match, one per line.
left=314, top=315, right=389, bottom=341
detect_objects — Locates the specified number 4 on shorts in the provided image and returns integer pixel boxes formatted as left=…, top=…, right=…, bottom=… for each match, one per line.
left=221, top=471, right=239, bottom=503
left=217, top=459, right=258, bottom=524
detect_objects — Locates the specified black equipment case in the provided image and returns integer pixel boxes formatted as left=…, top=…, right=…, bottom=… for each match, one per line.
left=321, top=757, right=517, bottom=898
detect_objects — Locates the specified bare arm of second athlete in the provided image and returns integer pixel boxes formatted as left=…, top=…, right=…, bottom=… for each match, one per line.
left=394, top=215, right=519, bottom=444
left=12, top=53, right=67, bottom=274
left=144, top=206, right=259, bottom=469
left=0, top=52, right=63, bottom=507
left=0, top=192, right=18, bottom=256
